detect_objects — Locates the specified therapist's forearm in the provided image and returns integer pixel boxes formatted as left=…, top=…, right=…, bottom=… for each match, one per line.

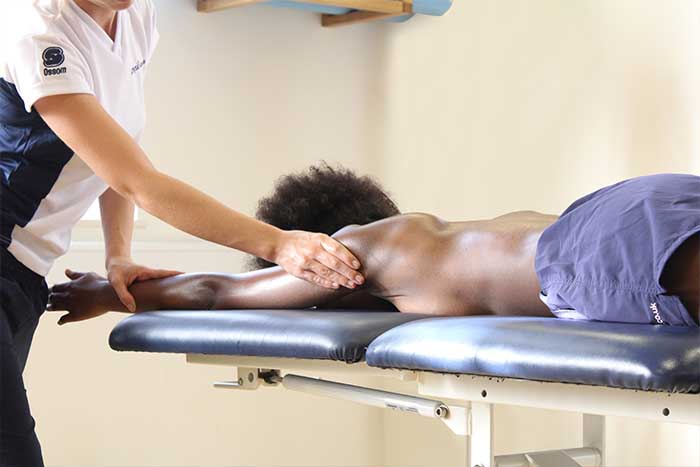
left=36, top=93, right=365, bottom=291
left=131, top=170, right=281, bottom=261
left=35, top=94, right=281, bottom=262
left=100, top=188, right=135, bottom=266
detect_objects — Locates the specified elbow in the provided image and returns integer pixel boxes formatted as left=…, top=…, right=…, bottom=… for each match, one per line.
left=111, top=167, right=161, bottom=208
left=197, top=276, right=229, bottom=310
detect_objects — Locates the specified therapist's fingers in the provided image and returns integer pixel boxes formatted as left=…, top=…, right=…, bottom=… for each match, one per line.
left=110, top=279, right=136, bottom=313
left=319, top=236, right=362, bottom=275
left=311, top=253, right=360, bottom=289
left=134, top=268, right=183, bottom=281
left=298, top=269, right=336, bottom=290
left=304, top=260, right=343, bottom=289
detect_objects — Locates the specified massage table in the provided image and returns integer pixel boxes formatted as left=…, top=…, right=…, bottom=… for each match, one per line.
left=110, top=310, right=700, bottom=467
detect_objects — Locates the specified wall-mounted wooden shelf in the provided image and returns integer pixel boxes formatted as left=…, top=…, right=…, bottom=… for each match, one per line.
left=197, top=0, right=419, bottom=28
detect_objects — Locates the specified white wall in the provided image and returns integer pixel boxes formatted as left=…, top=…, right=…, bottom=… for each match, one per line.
left=24, top=0, right=700, bottom=466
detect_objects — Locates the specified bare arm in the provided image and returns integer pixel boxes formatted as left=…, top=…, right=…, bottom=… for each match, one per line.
left=100, top=188, right=135, bottom=265
left=99, top=188, right=182, bottom=311
left=48, top=267, right=359, bottom=324
left=34, top=94, right=363, bottom=289
left=49, top=225, right=384, bottom=323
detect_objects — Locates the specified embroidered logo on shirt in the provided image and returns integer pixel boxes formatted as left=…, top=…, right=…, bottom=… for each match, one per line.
left=131, top=59, right=146, bottom=75
left=649, top=302, right=664, bottom=324
left=43, top=47, right=65, bottom=67
left=42, top=47, right=67, bottom=76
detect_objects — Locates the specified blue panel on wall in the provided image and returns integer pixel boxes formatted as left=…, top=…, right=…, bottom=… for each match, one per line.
left=267, top=0, right=352, bottom=14
left=264, top=0, right=451, bottom=20
left=383, top=13, right=413, bottom=22
left=412, top=0, right=451, bottom=16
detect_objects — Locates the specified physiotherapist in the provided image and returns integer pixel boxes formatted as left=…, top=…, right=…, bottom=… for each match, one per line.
left=0, top=0, right=364, bottom=465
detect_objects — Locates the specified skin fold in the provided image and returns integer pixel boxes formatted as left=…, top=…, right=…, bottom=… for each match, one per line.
left=49, top=211, right=560, bottom=323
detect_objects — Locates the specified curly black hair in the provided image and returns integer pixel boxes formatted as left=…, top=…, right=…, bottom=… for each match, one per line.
left=251, top=162, right=400, bottom=269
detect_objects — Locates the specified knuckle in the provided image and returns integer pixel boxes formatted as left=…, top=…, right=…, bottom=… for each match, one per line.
left=330, top=273, right=344, bottom=282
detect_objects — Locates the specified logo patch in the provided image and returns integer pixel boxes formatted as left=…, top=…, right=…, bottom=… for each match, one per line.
left=42, top=47, right=65, bottom=68
left=649, top=302, right=664, bottom=324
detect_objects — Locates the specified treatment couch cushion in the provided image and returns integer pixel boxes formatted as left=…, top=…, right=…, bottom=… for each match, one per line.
left=365, top=316, right=700, bottom=393
left=109, top=309, right=429, bottom=363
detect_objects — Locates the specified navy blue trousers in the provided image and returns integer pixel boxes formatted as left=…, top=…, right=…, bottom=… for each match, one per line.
left=0, top=248, right=46, bottom=467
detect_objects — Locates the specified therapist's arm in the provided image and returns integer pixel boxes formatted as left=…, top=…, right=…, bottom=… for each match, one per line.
left=100, top=188, right=182, bottom=311
left=34, top=93, right=363, bottom=290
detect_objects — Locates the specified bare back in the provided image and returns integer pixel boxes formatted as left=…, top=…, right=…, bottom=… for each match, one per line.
left=357, top=212, right=557, bottom=317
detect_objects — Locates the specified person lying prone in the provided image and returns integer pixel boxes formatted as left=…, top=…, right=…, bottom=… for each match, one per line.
left=48, top=165, right=700, bottom=326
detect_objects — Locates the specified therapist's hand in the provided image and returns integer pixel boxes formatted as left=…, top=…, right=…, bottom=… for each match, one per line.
left=106, top=257, right=182, bottom=312
left=274, top=231, right=364, bottom=289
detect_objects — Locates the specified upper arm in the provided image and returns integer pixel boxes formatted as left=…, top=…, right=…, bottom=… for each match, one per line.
left=34, top=93, right=156, bottom=197
left=211, top=224, right=390, bottom=309
left=127, top=223, right=390, bottom=311
left=7, top=33, right=93, bottom=113
left=210, top=268, right=355, bottom=310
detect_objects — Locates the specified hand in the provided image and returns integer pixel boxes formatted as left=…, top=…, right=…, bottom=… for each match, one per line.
left=48, top=270, right=112, bottom=325
left=274, top=231, right=364, bottom=289
left=106, top=257, right=182, bottom=312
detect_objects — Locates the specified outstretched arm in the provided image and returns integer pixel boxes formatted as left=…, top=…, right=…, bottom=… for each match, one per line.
left=49, top=225, right=384, bottom=324
left=48, top=268, right=357, bottom=324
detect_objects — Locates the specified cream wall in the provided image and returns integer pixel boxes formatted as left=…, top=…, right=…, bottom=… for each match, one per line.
left=24, top=0, right=700, bottom=466
left=377, top=0, right=700, bottom=219
left=378, top=1, right=699, bottom=466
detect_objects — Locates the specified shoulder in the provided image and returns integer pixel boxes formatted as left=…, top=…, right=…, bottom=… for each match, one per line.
left=1, top=2, right=90, bottom=93
left=124, top=0, right=157, bottom=34
left=125, top=0, right=159, bottom=58
left=1, top=1, right=84, bottom=59
left=1, top=1, right=57, bottom=54
left=127, top=0, right=157, bottom=22
left=332, top=213, right=445, bottom=239
left=331, top=213, right=446, bottom=260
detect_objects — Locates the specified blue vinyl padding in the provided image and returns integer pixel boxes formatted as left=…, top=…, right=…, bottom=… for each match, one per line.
left=110, top=311, right=700, bottom=393
left=109, top=310, right=428, bottom=363
left=366, top=316, right=700, bottom=393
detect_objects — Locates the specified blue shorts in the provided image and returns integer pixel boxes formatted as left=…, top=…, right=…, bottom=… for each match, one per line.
left=535, top=173, right=700, bottom=327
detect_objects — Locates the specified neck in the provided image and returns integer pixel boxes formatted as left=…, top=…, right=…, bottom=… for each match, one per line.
left=73, top=0, right=118, bottom=38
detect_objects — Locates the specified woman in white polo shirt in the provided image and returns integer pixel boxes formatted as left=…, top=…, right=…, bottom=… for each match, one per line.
left=0, top=1, right=363, bottom=465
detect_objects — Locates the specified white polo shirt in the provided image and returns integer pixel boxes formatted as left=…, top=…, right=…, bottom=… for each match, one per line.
left=0, top=0, right=158, bottom=276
